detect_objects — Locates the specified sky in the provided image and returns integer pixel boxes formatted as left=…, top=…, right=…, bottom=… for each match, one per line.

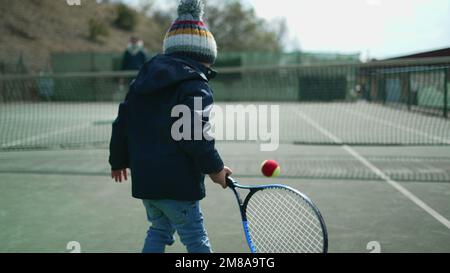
left=123, top=0, right=450, bottom=59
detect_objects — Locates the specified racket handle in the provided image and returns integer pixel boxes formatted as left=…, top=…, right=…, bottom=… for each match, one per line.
left=226, top=176, right=237, bottom=188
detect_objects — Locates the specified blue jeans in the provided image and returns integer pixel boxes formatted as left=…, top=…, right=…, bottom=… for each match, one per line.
left=142, top=199, right=212, bottom=253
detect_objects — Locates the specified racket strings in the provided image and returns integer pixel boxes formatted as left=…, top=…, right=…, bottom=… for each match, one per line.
left=245, top=187, right=325, bottom=253
left=253, top=195, right=321, bottom=252
left=248, top=193, right=322, bottom=252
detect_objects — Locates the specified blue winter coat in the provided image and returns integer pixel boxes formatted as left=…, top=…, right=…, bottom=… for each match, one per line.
left=109, top=54, right=224, bottom=201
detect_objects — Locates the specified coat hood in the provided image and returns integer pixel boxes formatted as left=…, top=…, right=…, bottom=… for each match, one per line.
left=130, top=54, right=216, bottom=95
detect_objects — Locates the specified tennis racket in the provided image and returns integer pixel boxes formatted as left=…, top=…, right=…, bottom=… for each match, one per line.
left=226, top=176, right=328, bottom=253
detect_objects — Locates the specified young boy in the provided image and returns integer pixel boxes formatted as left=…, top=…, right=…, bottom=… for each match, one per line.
left=109, top=0, right=232, bottom=253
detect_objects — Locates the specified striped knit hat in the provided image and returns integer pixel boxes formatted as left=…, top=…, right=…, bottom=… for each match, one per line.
left=163, top=0, right=217, bottom=65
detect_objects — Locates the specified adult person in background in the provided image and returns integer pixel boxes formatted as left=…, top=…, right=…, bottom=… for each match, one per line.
left=119, top=37, right=148, bottom=94
left=122, top=36, right=147, bottom=71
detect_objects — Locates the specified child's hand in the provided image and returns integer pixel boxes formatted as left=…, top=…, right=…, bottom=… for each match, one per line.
left=111, top=169, right=128, bottom=183
left=209, top=166, right=233, bottom=189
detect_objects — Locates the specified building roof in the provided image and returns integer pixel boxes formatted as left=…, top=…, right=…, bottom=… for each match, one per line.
left=388, top=47, right=450, bottom=59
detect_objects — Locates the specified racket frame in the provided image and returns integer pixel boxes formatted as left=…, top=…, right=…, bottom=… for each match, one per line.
left=226, top=176, right=328, bottom=253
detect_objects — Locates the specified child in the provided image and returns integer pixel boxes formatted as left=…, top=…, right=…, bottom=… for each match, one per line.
left=109, top=0, right=232, bottom=253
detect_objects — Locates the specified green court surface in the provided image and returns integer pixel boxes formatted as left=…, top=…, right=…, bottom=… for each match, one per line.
left=2, top=102, right=450, bottom=150
left=1, top=143, right=450, bottom=253
left=1, top=99, right=450, bottom=253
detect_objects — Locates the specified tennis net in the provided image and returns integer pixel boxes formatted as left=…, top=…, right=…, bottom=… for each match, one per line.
left=0, top=57, right=449, bottom=150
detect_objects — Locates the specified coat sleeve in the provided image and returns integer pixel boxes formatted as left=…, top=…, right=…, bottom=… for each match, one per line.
left=176, top=81, right=224, bottom=175
left=109, top=97, right=130, bottom=171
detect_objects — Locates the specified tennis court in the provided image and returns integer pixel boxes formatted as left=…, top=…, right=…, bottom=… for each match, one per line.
left=1, top=59, right=450, bottom=253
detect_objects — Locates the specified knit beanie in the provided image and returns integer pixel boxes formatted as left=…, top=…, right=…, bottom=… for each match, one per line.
left=163, top=0, right=217, bottom=65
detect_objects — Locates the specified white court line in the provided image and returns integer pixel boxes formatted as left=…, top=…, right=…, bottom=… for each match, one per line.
left=1, top=124, right=92, bottom=149
left=343, top=108, right=450, bottom=145
left=294, top=108, right=450, bottom=230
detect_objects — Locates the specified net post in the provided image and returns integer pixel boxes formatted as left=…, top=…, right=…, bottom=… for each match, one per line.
left=444, top=67, right=448, bottom=118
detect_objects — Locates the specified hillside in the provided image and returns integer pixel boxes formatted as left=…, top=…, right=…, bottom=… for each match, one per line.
left=0, top=0, right=168, bottom=72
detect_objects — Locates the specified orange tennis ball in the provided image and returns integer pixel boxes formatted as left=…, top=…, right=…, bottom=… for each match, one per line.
left=261, top=160, right=281, bottom=177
